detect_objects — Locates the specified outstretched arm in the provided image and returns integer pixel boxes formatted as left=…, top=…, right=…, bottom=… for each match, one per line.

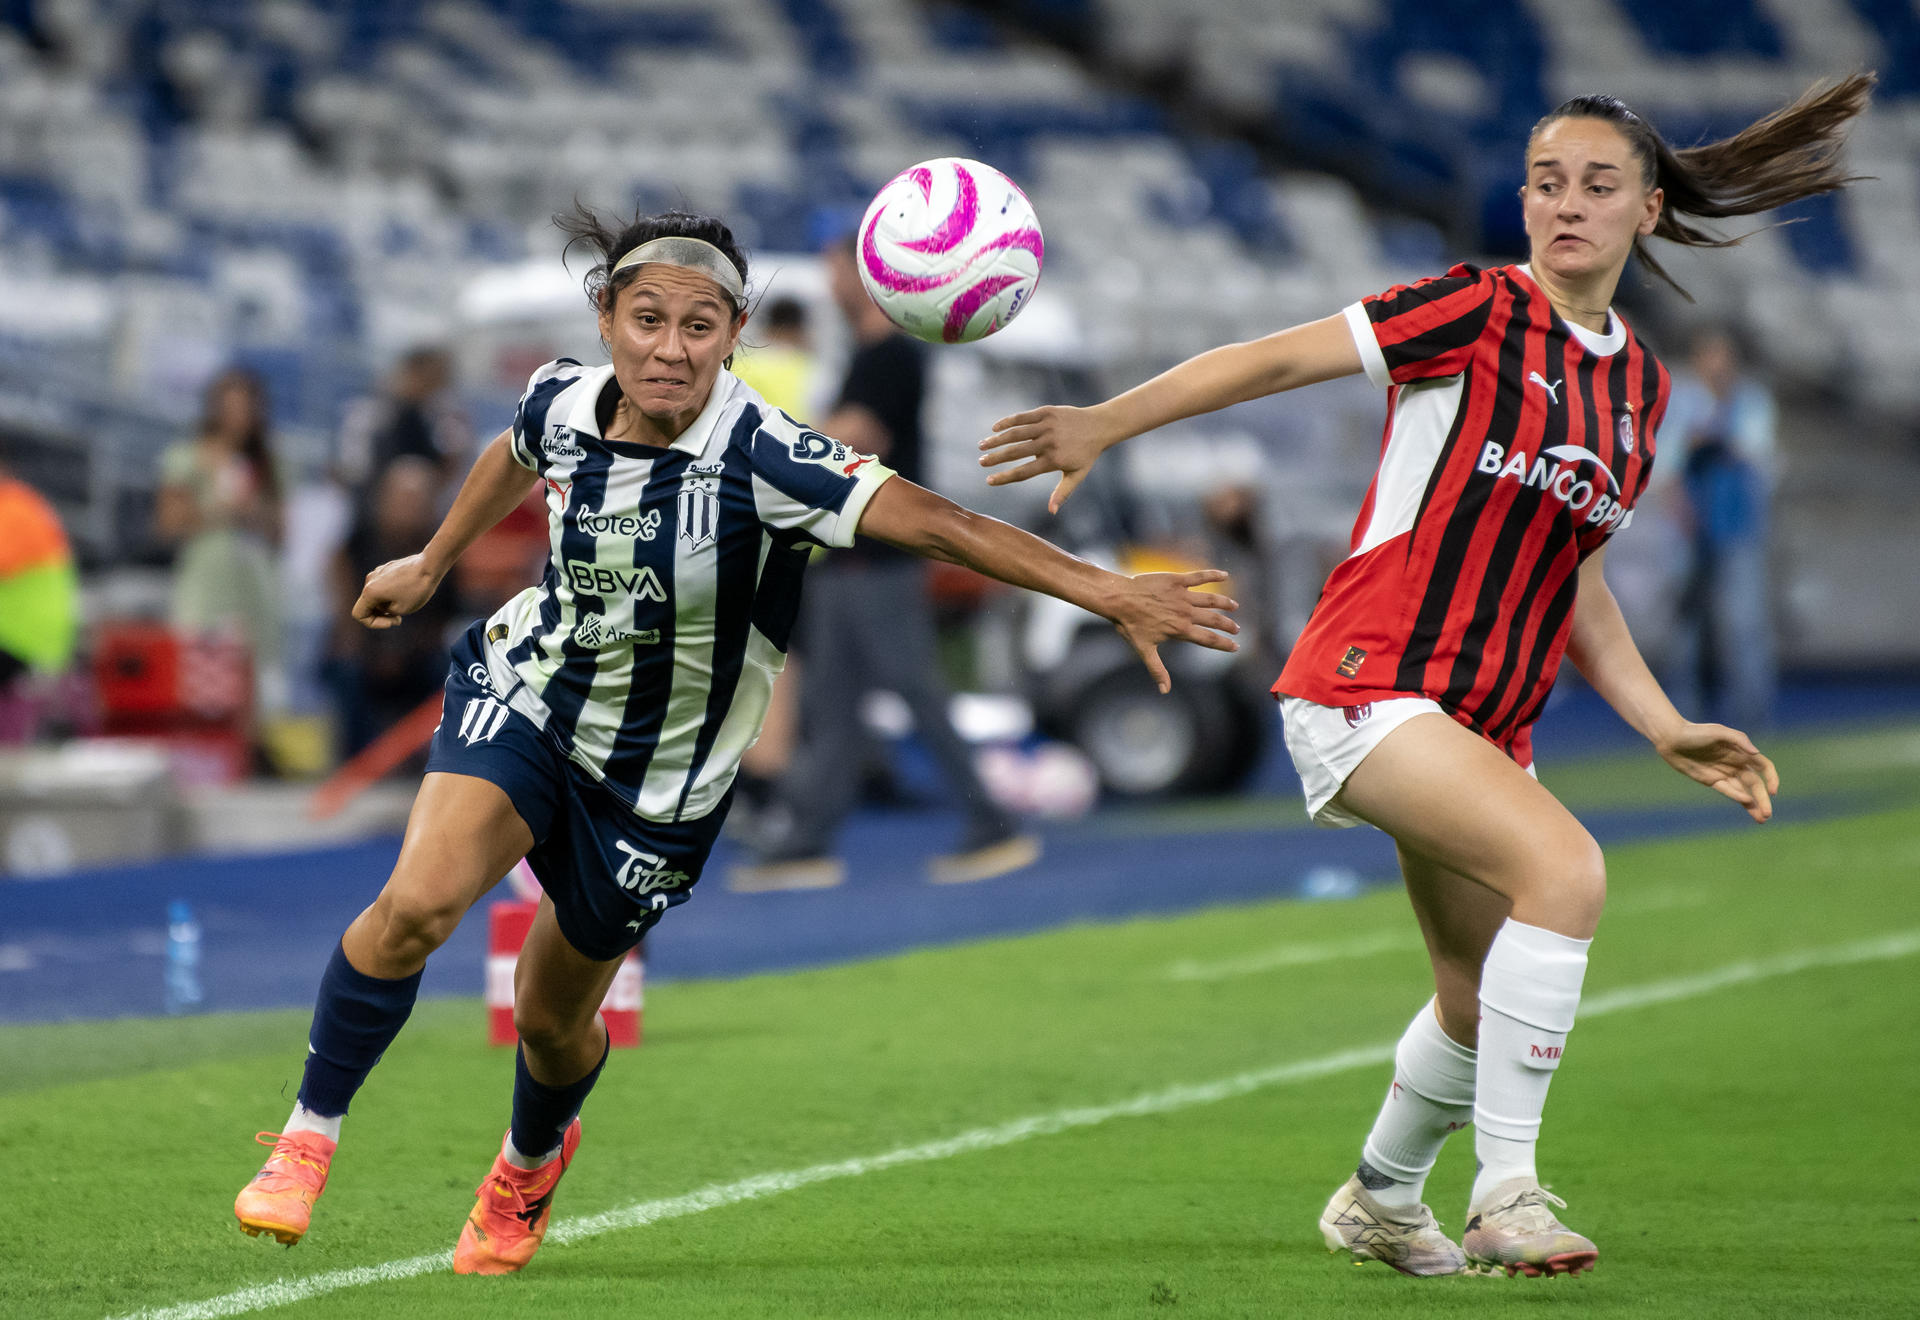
left=352, top=429, right=538, bottom=629
left=1566, top=548, right=1778, bottom=820
left=978, top=314, right=1364, bottom=512
left=855, top=476, right=1239, bottom=694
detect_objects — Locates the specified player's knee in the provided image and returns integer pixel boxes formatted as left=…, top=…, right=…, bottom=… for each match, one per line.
left=1564, top=832, right=1607, bottom=924
left=512, top=1001, right=593, bottom=1054
left=374, top=889, right=464, bottom=961
left=1535, top=830, right=1606, bottom=932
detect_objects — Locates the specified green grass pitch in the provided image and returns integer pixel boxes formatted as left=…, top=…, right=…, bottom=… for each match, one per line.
left=4, top=736, right=1919, bottom=1319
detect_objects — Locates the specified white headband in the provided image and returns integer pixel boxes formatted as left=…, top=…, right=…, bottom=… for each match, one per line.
left=609, top=237, right=745, bottom=306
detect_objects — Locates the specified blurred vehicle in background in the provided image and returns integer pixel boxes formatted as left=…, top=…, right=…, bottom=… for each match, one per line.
left=1021, top=546, right=1269, bottom=798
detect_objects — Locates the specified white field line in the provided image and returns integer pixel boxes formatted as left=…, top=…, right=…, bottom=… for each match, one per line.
left=1162, top=930, right=1419, bottom=981
left=112, top=929, right=1920, bottom=1320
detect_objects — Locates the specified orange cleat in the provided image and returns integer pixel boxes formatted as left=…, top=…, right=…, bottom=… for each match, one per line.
left=453, top=1119, right=582, bottom=1275
left=234, top=1130, right=336, bottom=1245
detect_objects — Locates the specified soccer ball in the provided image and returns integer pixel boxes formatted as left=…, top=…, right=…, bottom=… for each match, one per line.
left=856, top=157, right=1044, bottom=344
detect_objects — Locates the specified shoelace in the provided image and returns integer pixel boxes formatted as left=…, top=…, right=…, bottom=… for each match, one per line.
left=476, top=1159, right=557, bottom=1209
left=252, top=1131, right=329, bottom=1179
left=1491, top=1186, right=1568, bottom=1232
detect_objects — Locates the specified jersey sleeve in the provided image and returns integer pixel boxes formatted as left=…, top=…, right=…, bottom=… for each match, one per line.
left=1342, top=265, right=1497, bottom=390
left=508, top=358, right=584, bottom=471
left=746, top=408, right=896, bottom=548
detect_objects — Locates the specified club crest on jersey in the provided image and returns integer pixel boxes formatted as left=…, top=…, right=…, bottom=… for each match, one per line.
left=1617, top=411, right=1634, bottom=453
left=680, top=475, right=720, bottom=551
left=543, top=425, right=586, bottom=462
left=458, top=695, right=509, bottom=745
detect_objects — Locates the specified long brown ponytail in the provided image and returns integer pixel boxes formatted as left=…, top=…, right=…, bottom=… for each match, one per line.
left=1531, top=73, right=1876, bottom=297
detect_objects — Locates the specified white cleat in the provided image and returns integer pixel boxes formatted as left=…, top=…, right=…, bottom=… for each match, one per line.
left=1319, top=1175, right=1469, bottom=1276
left=1462, top=1178, right=1599, bottom=1278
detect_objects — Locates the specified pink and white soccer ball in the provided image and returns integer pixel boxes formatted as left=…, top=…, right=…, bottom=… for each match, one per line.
left=857, top=157, right=1044, bottom=344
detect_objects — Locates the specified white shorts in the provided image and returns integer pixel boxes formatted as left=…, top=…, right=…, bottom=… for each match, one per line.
left=1278, top=695, right=1535, bottom=829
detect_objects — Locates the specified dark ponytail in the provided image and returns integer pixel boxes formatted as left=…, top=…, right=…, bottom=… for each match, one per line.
left=1531, top=73, right=1875, bottom=298
left=552, top=202, right=750, bottom=316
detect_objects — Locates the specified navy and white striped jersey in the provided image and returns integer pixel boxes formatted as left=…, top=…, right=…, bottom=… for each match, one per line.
left=476, top=358, right=895, bottom=822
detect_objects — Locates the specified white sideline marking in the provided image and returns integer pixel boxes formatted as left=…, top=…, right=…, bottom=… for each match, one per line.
left=1163, top=930, right=1418, bottom=981
left=113, top=929, right=1920, bottom=1320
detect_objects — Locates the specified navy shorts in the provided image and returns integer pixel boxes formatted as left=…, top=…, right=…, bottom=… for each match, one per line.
left=424, top=623, right=730, bottom=961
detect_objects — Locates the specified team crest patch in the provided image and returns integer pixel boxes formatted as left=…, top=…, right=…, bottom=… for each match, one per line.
left=1617, top=411, right=1634, bottom=454
left=679, top=472, right=721, bottom=551
left=1336, top=645, right=1367, bottom=679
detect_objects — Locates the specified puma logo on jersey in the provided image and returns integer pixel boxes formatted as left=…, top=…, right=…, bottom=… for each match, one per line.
left=1527, top=371, right=1562, bottom=404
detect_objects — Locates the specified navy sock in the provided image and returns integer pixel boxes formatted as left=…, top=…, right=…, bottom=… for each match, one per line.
left=296, top=942, right=423, bottom=1117
left=511, top=1031, right=608, bottom=1160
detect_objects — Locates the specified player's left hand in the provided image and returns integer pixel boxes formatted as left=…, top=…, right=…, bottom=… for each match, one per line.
left=1656, top=722, right=1780, bottom=822
left=1107, top=570, right=1240, bottom=694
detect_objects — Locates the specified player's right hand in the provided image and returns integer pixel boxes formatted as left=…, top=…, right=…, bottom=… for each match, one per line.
left=1108, top=569, right=1240, bottom=694
left=352, top=554, right=441, bottom=629
left=979, top=404, right=1114, bottom=513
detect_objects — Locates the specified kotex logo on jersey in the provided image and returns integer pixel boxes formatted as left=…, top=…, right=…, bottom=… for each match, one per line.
left=1475, top=439, right=1632, bottom=531
left=574, top=502, right=660, bottom=541
left=564, top=558, right=669, bottom=602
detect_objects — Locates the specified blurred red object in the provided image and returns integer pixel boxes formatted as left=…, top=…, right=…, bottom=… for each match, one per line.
left=94, top=623, right=181, bottom=717
left=91, top=623, right=253, bottom=783
left=486, top=898, right=642, bottom=1048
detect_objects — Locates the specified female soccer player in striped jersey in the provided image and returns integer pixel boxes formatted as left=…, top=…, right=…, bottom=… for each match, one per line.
left=233, top=206, right=1240, bottom=1273
left=981, top=76, right=1871, bottom=1278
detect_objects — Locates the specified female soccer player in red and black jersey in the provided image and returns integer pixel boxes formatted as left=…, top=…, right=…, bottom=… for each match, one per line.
left=980, top=75, right=1871, bottom=1279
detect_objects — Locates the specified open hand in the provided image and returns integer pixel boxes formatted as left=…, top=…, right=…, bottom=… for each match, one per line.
left=1656, top=722, right=1780, bottom=822
left=1106, top=570, right=1240, bottom=693
left=352, top=554, right=442, bottom=630
left=979, top=405, right=1115, bottom=513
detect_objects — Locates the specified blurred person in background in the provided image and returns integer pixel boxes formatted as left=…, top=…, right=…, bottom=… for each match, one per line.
left=0, top=460, right=78, bottom=743
left=727, top=294, right=819, bottom=804
left=738, top=234, right=1035, bottom=888
left=154, top=366, right=285, bottom=704
left=1660, top=326, right=1778, bottom=730
left=335, top=345, right=473, bottom=499
left=984, top=77, right=1868, bottom=1280
left=324, top=457, right=458, bottom=758
left=730, top=295, right=816, bottom=418
left=232, top=206, right=1237, bottom=1275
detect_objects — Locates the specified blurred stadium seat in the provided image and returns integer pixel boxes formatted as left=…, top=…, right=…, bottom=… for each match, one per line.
left=1, top=0, right=1917, bottom=788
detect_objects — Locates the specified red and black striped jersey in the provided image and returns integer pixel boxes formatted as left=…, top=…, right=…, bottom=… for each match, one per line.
left=1274, top=263, right=1668, bottom=766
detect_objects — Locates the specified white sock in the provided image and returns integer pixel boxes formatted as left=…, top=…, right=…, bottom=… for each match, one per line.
left=283, top=1101, right=342, bottom=1143
left=504, top=1136, right=564, bottom=1170
left=1471, top=919, right=1590, bottom=1209
left=1358, top=998, right=1476, bottom=1209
